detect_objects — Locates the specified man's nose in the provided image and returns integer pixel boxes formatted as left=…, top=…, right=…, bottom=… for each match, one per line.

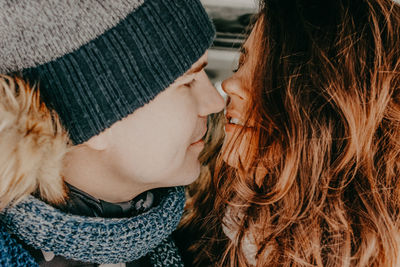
left=198, top=73, right=225, bottom=116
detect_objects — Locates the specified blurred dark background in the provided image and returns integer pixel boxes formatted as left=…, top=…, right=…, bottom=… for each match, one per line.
left=201, top=0, right=257, bottom=86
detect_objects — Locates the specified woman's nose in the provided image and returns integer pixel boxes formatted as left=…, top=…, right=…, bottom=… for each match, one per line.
left=221, top=75, right=246, bottom=100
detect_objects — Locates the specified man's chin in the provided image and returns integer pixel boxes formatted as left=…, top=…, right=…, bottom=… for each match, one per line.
left=158, top=163, right=202, bottom=188
left=178, top=163, right=202, bottom=186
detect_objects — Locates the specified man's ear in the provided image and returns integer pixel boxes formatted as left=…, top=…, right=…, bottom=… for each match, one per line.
left=84, top=131, right=110, bottom=151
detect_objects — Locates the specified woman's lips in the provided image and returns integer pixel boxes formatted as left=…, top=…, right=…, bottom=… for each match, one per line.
left=225, top=110, right=243, bottom=123
left=225, top=122, right=243, bottom=132
left=225, top=110, right=245, bottom=132
left=224, top=110, right=254, bottom=133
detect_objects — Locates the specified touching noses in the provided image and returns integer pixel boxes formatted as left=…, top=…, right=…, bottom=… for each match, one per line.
left=197, top=72, right=225, bottom=116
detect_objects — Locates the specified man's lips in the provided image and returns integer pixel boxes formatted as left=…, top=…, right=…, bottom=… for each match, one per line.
left=190, top=127, right=208, bottom=145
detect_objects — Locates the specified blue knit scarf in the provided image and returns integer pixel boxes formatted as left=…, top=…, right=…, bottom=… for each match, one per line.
left=0, top=187, right=185, bottom=265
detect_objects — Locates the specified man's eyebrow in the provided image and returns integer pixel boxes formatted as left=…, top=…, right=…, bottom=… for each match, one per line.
left=186, top=61, right=208, bottom=75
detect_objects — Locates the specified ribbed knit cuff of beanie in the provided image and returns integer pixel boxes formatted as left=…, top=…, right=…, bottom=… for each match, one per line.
left=0, top=0, right=215, bottom=144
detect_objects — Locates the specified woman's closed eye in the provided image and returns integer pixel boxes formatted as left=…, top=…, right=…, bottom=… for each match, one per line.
left=233, top=47, right=248, bottom=73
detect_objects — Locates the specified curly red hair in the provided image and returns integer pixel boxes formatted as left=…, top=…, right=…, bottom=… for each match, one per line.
left=179, top=0, right=400, bottom=266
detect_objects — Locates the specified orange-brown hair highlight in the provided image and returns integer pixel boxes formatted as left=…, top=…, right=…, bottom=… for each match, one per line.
left=178, top=0, right=400, bottom=266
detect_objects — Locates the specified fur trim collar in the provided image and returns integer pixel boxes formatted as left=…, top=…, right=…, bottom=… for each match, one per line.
left=0, top=76, right=68, bottom=210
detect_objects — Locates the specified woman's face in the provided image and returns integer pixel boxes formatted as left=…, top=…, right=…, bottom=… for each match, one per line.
left=221, top=21, right=261, bottom=168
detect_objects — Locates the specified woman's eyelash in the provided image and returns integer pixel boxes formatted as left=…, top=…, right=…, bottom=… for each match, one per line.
left=233, top=54, right=246, bottom=73
left=233, top=62, right=243, bottom=73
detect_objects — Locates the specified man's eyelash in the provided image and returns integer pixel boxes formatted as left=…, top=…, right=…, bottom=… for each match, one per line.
left=184, top=79, right=196, bottom=87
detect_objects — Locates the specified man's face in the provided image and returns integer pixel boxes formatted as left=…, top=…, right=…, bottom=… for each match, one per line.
left=104, top=52, right=225, bottom=190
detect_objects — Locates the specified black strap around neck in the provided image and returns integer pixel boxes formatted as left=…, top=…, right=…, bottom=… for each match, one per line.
left=59, top=183, right=158, bottom=218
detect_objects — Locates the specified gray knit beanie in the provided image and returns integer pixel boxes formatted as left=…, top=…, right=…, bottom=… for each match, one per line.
left=0, top=0, right=215, bottom=144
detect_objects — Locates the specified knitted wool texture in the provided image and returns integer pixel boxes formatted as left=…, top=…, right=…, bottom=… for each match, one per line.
left=0, top=187, right=185, bottom=265
left=0, top=224, right=38, bottom=267
left=0, top=0, right=215, bottom=144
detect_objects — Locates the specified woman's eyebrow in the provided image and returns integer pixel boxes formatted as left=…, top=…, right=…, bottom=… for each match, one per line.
left=185, top=61, right=208, bottom=75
